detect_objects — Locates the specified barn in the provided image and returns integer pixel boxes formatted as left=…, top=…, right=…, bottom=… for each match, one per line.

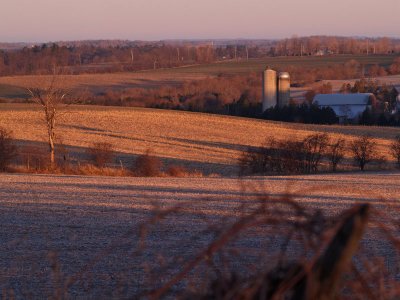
left=313, top=93, right=375, bottom=123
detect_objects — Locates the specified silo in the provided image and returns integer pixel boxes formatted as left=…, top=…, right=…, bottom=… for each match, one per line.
left=278, top=72, right=290, bottom=108
left=262, top=68, right=277, bottom=112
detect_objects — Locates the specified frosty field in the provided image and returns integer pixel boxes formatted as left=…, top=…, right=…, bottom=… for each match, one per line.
left=0, top=172, right=399, bottom=297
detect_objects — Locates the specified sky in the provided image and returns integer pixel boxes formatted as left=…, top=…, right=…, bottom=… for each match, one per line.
left=1, top=0, right=399, bottom=42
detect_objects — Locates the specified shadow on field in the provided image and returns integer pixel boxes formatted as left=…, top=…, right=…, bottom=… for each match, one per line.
left=79, top=78, right=183, bottom=94
left=12, top=139, right=237, bottom=176
left=14, top=181, right=399, bottom=210
left=167, top=136, right=251, bottom=152
left=0, top=83, right=30, bottom=100
left=60, top=128, right=245, bottom=159
left=282, top=122, right=400, bottom=140
left=62, top=125, right=109, bottom=133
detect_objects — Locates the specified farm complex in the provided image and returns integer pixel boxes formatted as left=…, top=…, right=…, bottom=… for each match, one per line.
left=1, top=33, right=400, bottom=298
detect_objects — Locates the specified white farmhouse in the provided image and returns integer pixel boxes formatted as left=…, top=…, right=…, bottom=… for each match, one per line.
left=313, top=93, right=375, bottom=123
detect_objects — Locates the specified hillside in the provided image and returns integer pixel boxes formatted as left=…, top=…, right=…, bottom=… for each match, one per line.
left=1, top=104, right=399, bottom=175
left=0, top=54, right=397, bottom=102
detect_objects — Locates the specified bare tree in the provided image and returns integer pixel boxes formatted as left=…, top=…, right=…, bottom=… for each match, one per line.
left=327, top=138, right=346, bottom=172
left=303, top=133, right=329, bottom=173
left=350, top=135, right=377, bottom=171
left=390, top=135, right=400, bottom=169
left=27, top=72, right=68, bottom=166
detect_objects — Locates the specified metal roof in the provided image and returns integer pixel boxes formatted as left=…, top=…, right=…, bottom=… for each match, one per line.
left=313, top=93, right=373, bottom=119
left=313, top=93, right=373, bottom=106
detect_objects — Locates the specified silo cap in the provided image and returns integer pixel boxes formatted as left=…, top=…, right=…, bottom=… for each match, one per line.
left=279, top=72, right=290, bottom=79
left=265, top=66, right=276, bottom=72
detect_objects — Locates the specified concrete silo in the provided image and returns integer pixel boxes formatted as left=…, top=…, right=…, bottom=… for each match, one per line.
left=262, top=67, right=277, bottom=112
left=278, top=72, right=290, bottom=108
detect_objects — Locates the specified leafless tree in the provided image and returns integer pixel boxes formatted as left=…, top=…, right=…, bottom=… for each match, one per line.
left=239, top=134, right=328, bottom=175
left=390, top=135, right=400, bottom=169
left=350, top=135, right=377, bottom=171
left=327, top=138, right=346, bottom=172
left=27, top=72, right=68, bottom=166
left=303, top=133, right=329, bottom=173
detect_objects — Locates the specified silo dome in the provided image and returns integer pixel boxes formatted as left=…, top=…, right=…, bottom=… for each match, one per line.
left=277, top=72, right=291, bottom=108
left=279, top=72, right=290, bottom=79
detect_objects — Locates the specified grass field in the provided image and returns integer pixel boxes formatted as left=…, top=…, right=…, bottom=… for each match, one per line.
left=0, top=71, right=207, bottom=101
left=0, top=54, right=398, bottom=102
left=159, top=54, right=398, bottom=75
left=0, top=172, right=399, bottom=297
left=1, top=104, right=400, bottom=175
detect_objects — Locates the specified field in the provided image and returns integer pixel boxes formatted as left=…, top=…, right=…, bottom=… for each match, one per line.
left=1, top=172, right=399, bottom=297
left=0, top=54, right=398, bottom=102
left=323, top=74, right=400, bottom=92
left=2, top=104, right=400, bottom=296
left=1, top=104, right=400, bottom=175
left=159, top=54, right=398, bottom=75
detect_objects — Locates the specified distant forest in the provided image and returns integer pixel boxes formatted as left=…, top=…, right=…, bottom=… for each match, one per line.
left=1, top=36, right=400, bottom=76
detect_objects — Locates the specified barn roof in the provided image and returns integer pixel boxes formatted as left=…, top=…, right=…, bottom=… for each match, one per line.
left=313, top=93, right=373, bottom=106
left=313, top=93, right=373, bottom=119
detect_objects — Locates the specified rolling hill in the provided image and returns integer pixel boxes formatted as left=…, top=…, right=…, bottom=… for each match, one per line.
left=1, top=104, right=399, bottom=175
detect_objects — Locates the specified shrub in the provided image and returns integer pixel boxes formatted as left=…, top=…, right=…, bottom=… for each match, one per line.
left=239, top=134, right=332, bottom=176
left=327, top=138, right=346, bottom=172
left=17, top=145, right=54, bottom=172
left=238, top=145, right=269, bottom=176
left=133, top=150, right=163, bottom=177
left=278, top=139, right=306, bottom=174
left=166, top=165, right=189, bottom=177
left=350, top=135, right=377, bottom=171
left=238, top=138, right=294, bottom=175
left=390, top=135, right=400, bottom=169
left=0, top=128, right=17, bottom=171
left=87, top=142, right=114, bottom=168
left=77, top=164, right=131, bottom=177
left=262, top=104, right=338, bottom=125
left=303, top=133, right=329, bottom=173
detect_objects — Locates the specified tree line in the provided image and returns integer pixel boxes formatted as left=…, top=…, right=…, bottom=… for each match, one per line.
left=340, top=79, right=400, bottom=126
left=270, top=36, right=400, bottom=56
left=1, top=36, right=400, bottom=76
left=3, top=59, right=400, bottom=130
left=239, top=133, right=400, bottom=176
left=4, top=61, right=398, bottom=128
left=0, top=43, right=217, bottom=76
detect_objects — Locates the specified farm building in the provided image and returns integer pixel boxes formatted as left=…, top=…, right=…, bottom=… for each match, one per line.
left=262, top=67, right=291, bottom=111
left=313, top=93, right=375, bottom=123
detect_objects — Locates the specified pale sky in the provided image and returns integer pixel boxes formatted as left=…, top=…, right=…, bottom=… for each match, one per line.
left=1, top=0, right=399, bottom=42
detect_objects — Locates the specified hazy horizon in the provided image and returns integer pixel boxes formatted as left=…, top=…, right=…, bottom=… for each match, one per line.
left=1, top=0, right=399, bottom=43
